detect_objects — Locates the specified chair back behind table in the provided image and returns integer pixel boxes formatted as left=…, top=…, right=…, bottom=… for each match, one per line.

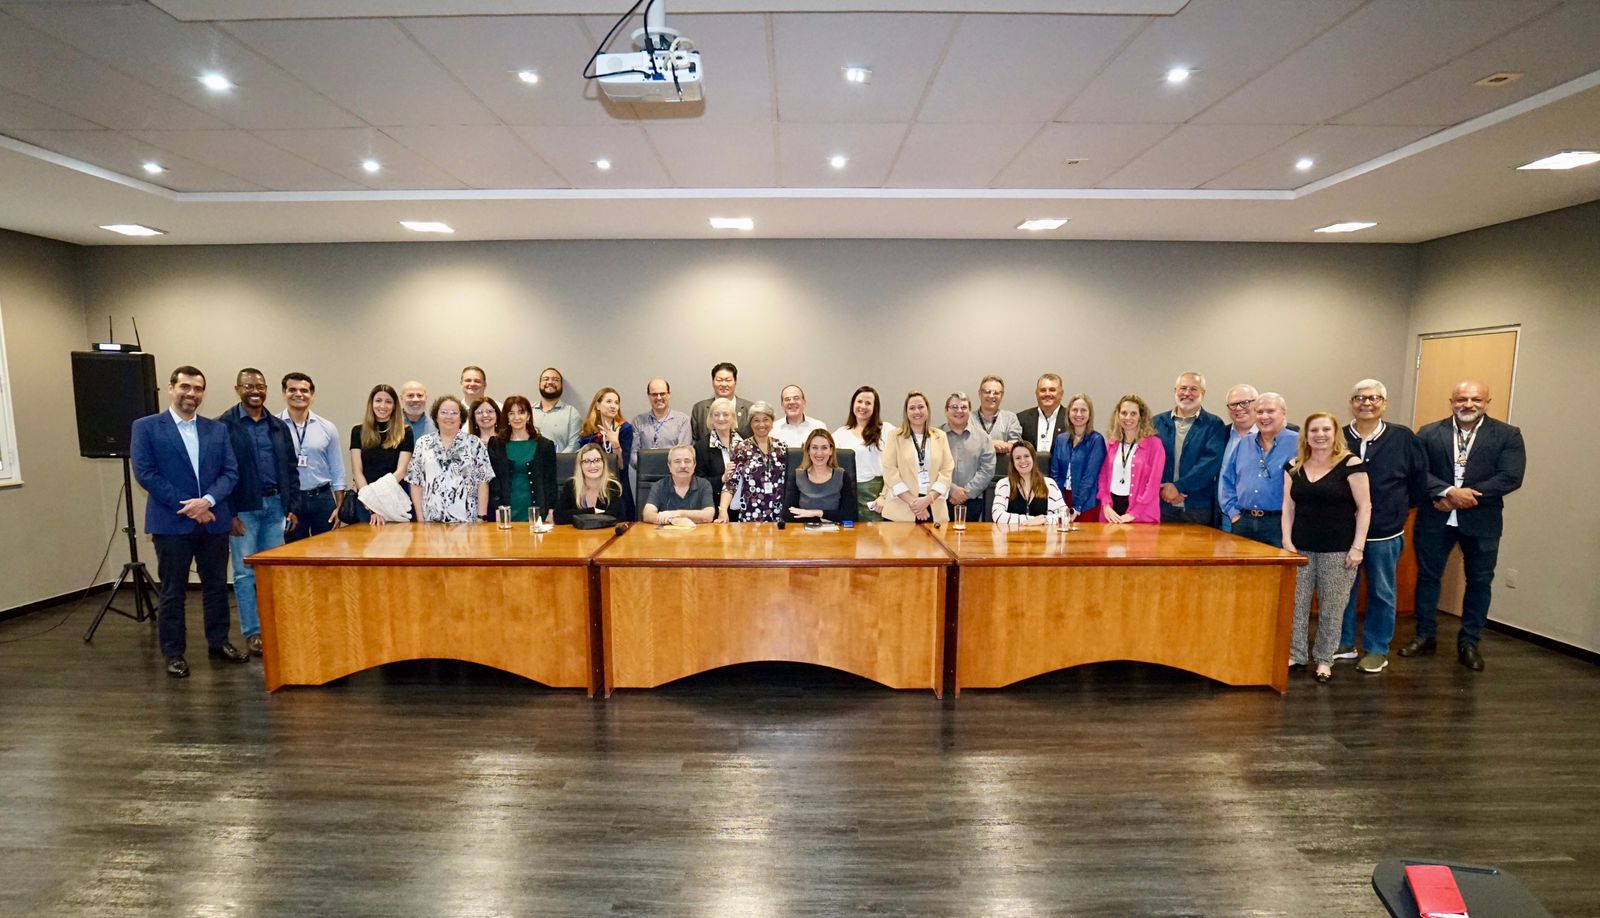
left=784, top=447, right=856, bottom=479
left=983, top=450, right=1012, bottom=515
left=634, top=448, right=671, bottom=519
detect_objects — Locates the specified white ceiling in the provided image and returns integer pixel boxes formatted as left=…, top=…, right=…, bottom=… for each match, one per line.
left=1, top=0, right=1598, bottom=246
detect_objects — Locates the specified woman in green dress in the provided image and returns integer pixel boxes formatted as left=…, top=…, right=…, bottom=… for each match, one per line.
left=492, top=395, right=557, bottom=522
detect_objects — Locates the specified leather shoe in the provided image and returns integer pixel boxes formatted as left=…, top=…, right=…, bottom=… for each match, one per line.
left=208, top=642, right=249, bottom=664
left=245, top=634, right=264, bottom=657
left=1398, top=636, right=1437, bottom=657
left=1458, top=643, right=1485, bottom=671
left=165, top=656, right=189, bottom=678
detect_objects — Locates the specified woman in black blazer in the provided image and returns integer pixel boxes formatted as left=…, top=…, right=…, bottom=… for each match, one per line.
left=555, top=443, right=624, bottom=525
left=695, top=397, right=744, bottom=523
left=782, top=429, right=858, bottom=524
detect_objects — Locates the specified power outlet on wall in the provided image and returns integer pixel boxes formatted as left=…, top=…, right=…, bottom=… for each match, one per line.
left=1505, top=568, right=1519, bottom=589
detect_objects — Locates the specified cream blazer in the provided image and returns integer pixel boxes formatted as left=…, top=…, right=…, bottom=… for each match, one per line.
left=879, top=427, right=955, bottom=523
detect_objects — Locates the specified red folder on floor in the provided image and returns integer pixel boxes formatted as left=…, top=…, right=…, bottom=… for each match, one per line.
left=1406, top=864, right=1470, bottom=918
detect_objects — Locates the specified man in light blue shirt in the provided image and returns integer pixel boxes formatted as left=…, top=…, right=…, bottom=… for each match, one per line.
left=400, top=380, right=437, bottom=441
left=278, top=371, right=345, bottom=542
left=1219, top=392, right=1298, bottom=548
left=533, top=367, right=582, bottom=453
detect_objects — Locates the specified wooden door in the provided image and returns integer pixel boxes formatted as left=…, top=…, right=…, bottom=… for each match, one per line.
left=1404, top=328, right=1518, bottom=616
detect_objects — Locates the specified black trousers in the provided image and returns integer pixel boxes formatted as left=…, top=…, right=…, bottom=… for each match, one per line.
left=153, top=531, right=232, bottom=657
left=1160, top=501, right=1216, bottom=525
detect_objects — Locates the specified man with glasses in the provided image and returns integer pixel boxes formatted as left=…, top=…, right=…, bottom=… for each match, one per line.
left=976, top=375, right=1022, bottom=454
left=1154, top=371, right=1227, bottom=526
left=1333, top=379, right=1428, bottom=674
left=942, top=392, right=997, bottom=523
left=630, top=378, right=692, bottom=467
left=1217, top=384, right=1259, bottom=531
left=1219, top=392, right=1298, bottom=547
left=533, top=367, right=581, bottom=452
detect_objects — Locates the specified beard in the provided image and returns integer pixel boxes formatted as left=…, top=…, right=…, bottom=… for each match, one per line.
left=541, top=383, right=563, bottom=400
left=1454, top=408, right=1482, bottom=425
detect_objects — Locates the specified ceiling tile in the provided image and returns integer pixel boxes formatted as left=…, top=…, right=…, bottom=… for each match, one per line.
left=1196, top=0, right=1561, bottom=126
left=511, top=124, right=672, bottom=187
left=1338, top=2, right=1600, bottom=127
left=886, top=122, right=1039, bottom=187
left=1101, top=123, right=1307, bottom=188
left=643, top=121, right=776, bottom=186
left=772, top=13, right=959, bottom=123
left=8, top=129, right=263, bottom=191
left=917, top=14, right=1144, bottom=123
left=382, top=124, right=566, bottom=188
left=4, top=2, right=363, bottom=130
left=0, top=87, right=99, bottom=131
left=992, top=122, right=1174, bottom=187
left=222, top=18, right=499, bottom=127
left=0, top=13, right=228, bottom=131
left=1058, top=0, right=1362, bottom=124
left=252, top=128, right=467, bottom=189
left=1204, top=124, right=1437, bottom=190
left=777, top=122, right=909, bottom=187
left=128, top=130, right=366, bottom=191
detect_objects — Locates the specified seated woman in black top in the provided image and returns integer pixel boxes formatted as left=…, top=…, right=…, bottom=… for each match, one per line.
left=783, top=429, right=858, bottom=523
left=555, top=442, right=624, bottom=524
left=1282, top=412, right=1371, bottom=684
left=494, top=395, right=557, bottom=522
left=348, top=383, right=415, bottom=525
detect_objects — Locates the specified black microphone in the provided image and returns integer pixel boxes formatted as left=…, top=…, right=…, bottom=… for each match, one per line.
left=614, top=523, right=628, bottom=535
left=776, top=519, right=786, bottom=530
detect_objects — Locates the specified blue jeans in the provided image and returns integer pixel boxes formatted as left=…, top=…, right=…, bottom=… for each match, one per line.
left=1413, top=524, right=1500, bottom=647
left=1231, top=512, right=1282, bottom=548
left=287, top=486, right=336, bottom=542
left=230, top=494, right=286, bottom=638
left=1339, top=534, right=1403, bottom=655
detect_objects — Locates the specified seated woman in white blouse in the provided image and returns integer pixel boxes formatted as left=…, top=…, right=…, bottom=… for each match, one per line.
left=991, top=440, right=1066, bottom=525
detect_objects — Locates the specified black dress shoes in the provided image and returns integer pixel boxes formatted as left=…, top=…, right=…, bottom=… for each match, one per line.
left=166, top=656, right=190, bottom=678
left=208, top=642, right=249, bottom=664
left=1458, top=643, right=1485, bottom=671
left=1398, top=636, right=1438, bottom=657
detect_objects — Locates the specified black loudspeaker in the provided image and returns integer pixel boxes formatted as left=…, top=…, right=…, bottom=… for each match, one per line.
left=71, top=351, right=158, bottom=458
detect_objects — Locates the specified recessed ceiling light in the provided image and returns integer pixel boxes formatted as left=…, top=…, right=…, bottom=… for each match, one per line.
left=1314, top=221, right=1377, bottom=234
left=1017, top=218, right=1069, bottom=232
left=1516, top=151, right=1600, bottom=171
left=198, top=72, right=234, bottom=92
left=828, top=155, right=848, bottom=170
left=517, top=69, right=540, bottom=84
left=141, top=161, right=165, bottom=175
left=709, top=217, right=754, bottom=231
left=1165, top=67, right=1193, bottom=84
left=843, top=66, right=872, bottom=84
left=1474, top=71, right=1524, bottom=88
left=1295, top=157, right=1315, bottom=171
left=361, top=159, right=381, bottom=174
left=400, top=221, right=455, bottom=234
left=99, top=224, right=166, bottom=237
left=594, top=158, right=612, bottom=171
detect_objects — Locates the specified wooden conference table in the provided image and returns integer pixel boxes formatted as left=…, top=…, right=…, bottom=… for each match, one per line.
left=933, top=522, right=1304, bottom=693
left=248, top=521, right=1302, bottom=695
left=248, top=525, right=613, bottom=693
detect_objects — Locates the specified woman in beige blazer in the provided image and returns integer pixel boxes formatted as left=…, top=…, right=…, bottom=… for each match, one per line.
left=879, top=390, right=955, bottom=523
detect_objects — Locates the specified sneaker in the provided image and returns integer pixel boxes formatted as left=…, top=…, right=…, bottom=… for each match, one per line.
left=1332, top=646, right=1358, bottom=661
left=1357, top=652, right=1388, bottom=674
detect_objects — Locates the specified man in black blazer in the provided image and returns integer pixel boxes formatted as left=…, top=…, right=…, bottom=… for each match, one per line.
left=689, top=361, right=753, bottom=443
left=1016, top=373, right=1066, bottom=456
left=1401, top=380, right=1526, bottom=671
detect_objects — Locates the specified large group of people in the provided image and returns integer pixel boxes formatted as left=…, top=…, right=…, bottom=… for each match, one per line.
left=130, top=362, right=1525, bottom=685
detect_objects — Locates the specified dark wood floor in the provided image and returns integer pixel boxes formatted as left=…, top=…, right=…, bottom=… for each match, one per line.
left=2, top=598, right=1596, bottom=918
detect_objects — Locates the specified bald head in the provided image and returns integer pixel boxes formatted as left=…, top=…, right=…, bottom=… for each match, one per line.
left=1450, top=380, right=1491, bottom=427
left=400, top=380, right=428, bottom=420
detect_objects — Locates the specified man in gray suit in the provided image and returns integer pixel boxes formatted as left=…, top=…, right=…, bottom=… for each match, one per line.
left=689, top=361, right=753, bottom=443
left=1400, top=380, right=1526, bottom=671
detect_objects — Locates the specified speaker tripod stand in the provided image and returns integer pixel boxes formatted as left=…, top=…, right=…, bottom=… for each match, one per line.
left=84, top=458, right=158, bottom=642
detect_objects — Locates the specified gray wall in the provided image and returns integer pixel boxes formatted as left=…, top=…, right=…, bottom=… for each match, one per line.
left=0, top=229, right=122, bottom=610
left=1406, top=200, right=1600, bottom=653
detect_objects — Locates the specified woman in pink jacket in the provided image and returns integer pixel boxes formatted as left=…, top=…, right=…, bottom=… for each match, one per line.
left=1098, top=393, right=1166, bottom=524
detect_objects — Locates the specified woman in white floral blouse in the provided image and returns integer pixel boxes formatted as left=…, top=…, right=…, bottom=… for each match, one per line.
left=406, top=395, right=495, bottom=523
left=719, top=401, right=787, bottom=523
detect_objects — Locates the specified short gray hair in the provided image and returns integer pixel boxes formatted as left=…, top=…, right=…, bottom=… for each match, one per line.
left=709, top=397, right=736, bottom=417
left=1256, top=392, right=1287, bottom=410
left=945, top=391, right=971, bottom=411
left=1176, top=371, right=1207, bottom=389
left=748, top=400, right=776, bottom=421
left=667, top=443, right=696, bottom=462
left=1350, top=378, right=1388, bottom=399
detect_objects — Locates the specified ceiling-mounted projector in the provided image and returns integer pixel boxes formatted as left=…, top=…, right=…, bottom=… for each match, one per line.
left=590, top=1, right=702, bottom=104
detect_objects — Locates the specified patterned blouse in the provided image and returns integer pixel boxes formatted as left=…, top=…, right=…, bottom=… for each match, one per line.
left=405, top=432, right=495, bottom=523
left=728, top=437, right=787, bottom=522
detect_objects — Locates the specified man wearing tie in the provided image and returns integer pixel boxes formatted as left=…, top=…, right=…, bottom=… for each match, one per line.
left=130, top=366, right=245, bottom=678
left=1401, top=380, right=1526, bottom=672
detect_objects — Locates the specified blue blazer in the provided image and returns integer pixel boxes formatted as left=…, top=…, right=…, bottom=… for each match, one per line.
left=131, top=411, right=239, bottom=536
left=1048, top=429, right=1107, bottom=514
left=1153, top=407, right=1228, bottom=506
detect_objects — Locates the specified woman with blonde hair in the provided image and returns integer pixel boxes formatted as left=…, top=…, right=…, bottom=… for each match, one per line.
left=1282, top=412, right=1371, bottom=683
left=783, top=428, right=858, bottom=523
left=880, top=391, right=954, bottom=523
left=577, top=387, right=636, bottom=519
left=1049, top=393, right=1106, bottom=521
left=1097, top=393, right=1166, bottom=524
left=555, top=442, right=623, bottom=524
left=348, top=383, right=414, bottom=524
left=991, top=440, right=1066, bottom=525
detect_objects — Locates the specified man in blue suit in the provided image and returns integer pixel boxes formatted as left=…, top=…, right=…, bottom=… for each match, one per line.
left=1153, top=372, right=1227, bottom=526
left=130, top=365, right=246, bottom=678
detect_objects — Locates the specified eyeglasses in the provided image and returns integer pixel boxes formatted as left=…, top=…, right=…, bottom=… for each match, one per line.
left=580, top=457, right=604, bottom=465
left=1352, top=395, right=1385, bottom=404
left=1226, top=400, right=1254, bottom=411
